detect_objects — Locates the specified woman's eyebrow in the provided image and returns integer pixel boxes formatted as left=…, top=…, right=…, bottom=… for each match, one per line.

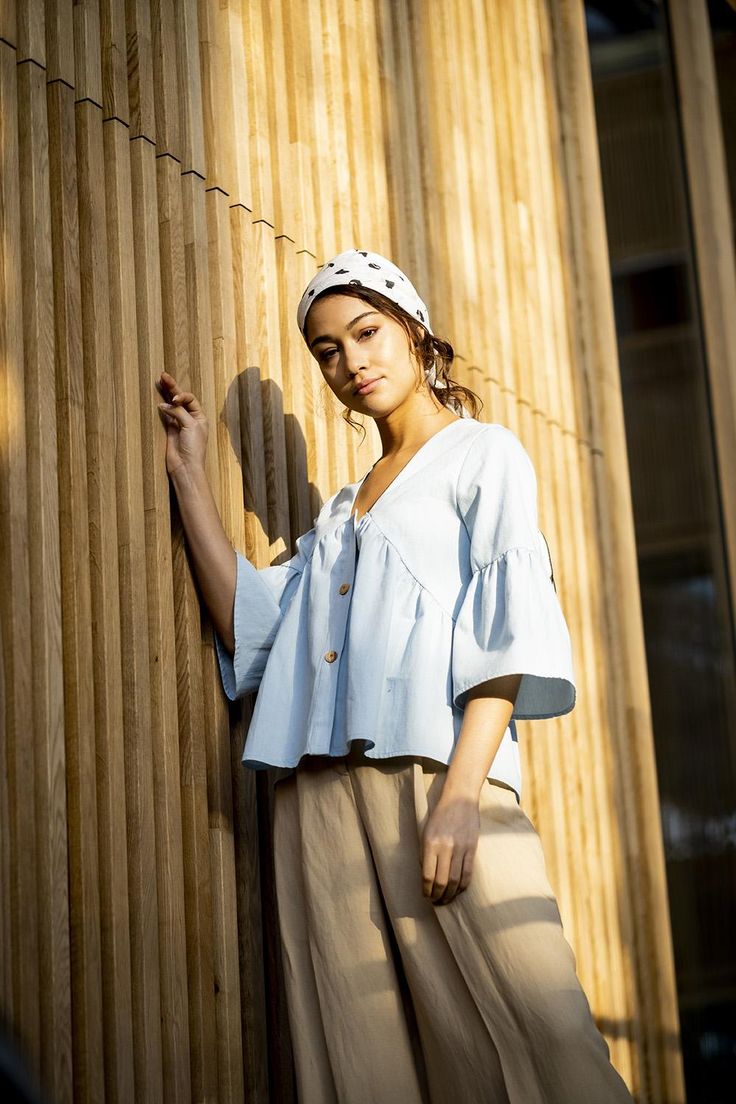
left=308, top=311, right=380, bottom=351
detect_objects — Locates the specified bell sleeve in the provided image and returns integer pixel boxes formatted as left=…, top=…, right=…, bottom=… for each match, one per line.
left=213, top=524, right=317, bottom=701
left=451, top=427, right=577, bottom=719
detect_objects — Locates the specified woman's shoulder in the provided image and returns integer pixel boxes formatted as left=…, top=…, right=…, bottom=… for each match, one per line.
left=459, top=417, right=529, bottom=451
left=456, top=419, right=534, bottom=480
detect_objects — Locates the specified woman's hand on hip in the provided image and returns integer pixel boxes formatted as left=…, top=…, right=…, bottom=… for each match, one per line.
left=156, top=370, right=209, bottom=477
left=421, top=792, right=480, bottom=905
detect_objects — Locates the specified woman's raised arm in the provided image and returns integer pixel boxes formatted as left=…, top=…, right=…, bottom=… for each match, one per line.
left=156, top=370, right=237, bottom=654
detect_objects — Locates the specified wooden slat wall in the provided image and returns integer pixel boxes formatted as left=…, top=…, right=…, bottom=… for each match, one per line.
left=0, top=0, right=685, bottom=1100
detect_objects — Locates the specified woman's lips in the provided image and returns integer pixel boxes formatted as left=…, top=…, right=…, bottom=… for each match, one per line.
left=355, top=378, right=382, bottom=396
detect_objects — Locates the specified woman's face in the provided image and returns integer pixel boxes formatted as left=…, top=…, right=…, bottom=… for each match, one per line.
left=304, top=294, right=422, bottom=416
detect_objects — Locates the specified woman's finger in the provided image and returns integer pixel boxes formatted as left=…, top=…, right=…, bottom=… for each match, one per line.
left=169, top=390, right=204, bottom=414
left=458, top=849, right=474, bottom=893
left=437, top=851, right=464, bottom=905
left=430, top=848, right=452, bottom=902
left=421, top=846, right=438, bottom=899
left=157, top=406, right=179, bottom=428
left=158, top=400, right=196, bottom=429
left=157, top=372, right=179, bottom=398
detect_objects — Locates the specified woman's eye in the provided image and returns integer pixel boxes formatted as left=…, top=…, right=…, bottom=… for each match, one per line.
left=320, top=329, right=377, bottom=363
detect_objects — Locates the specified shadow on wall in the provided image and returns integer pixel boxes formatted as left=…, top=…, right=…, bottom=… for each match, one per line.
left=218, top=366, right=326, bottom=567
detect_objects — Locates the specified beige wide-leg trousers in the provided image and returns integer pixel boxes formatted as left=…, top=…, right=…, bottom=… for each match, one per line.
left=273, top=747, right=634, bottom=1104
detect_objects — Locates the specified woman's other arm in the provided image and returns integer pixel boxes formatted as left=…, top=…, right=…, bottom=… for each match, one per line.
left=156, top=370, right=236, bottom=655
left=444, top=673, right=523, bottom=801
left=421, top=673, right=522, bottom=906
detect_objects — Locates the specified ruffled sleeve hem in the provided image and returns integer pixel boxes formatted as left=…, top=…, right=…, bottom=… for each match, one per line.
left=451, top=545, right=576, bottom=719
left=214, top=551, right=293, bottom=701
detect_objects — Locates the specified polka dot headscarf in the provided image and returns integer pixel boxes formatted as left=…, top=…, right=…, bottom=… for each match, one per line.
left=297, top=248, right=434, bottom=342
left=296, top=247, right=468, bottom=401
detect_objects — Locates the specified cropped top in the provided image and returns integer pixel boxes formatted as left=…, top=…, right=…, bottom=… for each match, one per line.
left=213, top=416, right=577, bottom=800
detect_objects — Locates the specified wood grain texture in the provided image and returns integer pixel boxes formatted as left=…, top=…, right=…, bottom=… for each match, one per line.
left=17, top=55, right=73, bottom=1102
left=103, top=114, right=152, bottom=1104
left=47, top=77, right=106, bottom=1104
left=75, top=94, right=134, bottom=1104
left=126, top=137, right=167, bottom=1104
left=202, top=182, right=247, bottom=1101
left=0, top=38, right=41, bottom=1075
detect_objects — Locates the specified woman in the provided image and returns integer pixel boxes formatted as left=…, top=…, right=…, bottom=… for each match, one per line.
left=157, top=248, right=634, bottom=1103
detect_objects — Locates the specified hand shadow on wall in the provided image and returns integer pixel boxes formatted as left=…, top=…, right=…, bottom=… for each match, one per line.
left=218, top=366, right=325, bottom=565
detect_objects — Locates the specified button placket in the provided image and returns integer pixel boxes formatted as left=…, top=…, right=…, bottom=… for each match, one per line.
left=307, top=522, right=357, bottom=755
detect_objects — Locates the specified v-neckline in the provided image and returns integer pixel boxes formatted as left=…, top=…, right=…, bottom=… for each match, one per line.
left=349, top=416, right=466, bottom=523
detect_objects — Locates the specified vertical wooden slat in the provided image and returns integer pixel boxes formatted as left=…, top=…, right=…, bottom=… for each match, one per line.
left=202, top=182, right=248, bottom=1104
left=294, top=248, right=335, bottom=521
left=374, top=0, right=416, bottom=263
left=179, top=165, right=220, bottom=1104
left=73, top=6, right=139, bottom=1095
left=0, top=0, right=16, bottom=46
left=5, top=16, right=69, bottom=1091
left=357, top=0, right=392, bottom=253
left=15, top=0, right=44, bottom=64
left=156, top=146, right=200, bottom=1104
left=0, top=34, right=41, bottom=1074
left=150, top=0, right=180, bottom=162
left=240, top=0, right=275, bottom=231
left=47, top=71, right=106, bottom=1104
left=125, top=0, right=155, bottom=143
left=124, top=5, right=175, bottom=1100
left=174, top=3, right=226, bottom=1099
left=260, top=0, right=293, bottom=242
left=125, top=139, right=171, bottom=1104
left=276, top=235, right=315, bottom=541
left=174, top=0, right=206, bottom=179
left=197, top=31, right=261, bottom=1096
left=100, top=0, right=129, bottom=126
left=452, top=0, right=506, bottom=407
left=18, top=49, right=73, bottom=1104
left=512, top=0, right=589, bottom=984
left=101, top=6, right=159, bottom=1096
left=280, top=1, right=317, bottom=259
left=44, top=0, right=74, bottom=87
left=534, top=0, right=612, bottom=1066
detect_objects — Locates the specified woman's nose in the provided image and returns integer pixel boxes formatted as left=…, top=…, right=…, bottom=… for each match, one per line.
left=344, top=347, right=368, bottom=374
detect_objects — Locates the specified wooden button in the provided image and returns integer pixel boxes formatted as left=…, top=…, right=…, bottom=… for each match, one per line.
left=338, top=583, right=351, bottom=594
left=324, top=650, right=338, bottom=663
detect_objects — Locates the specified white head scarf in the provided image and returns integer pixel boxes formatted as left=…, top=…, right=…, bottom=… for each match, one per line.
left=297, top=248, right=442, bottom=388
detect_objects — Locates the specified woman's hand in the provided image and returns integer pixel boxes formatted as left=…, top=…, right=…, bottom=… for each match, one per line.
left=421, top=791, right=480, bottom=905
left=156, top=370, right=209, bottom=477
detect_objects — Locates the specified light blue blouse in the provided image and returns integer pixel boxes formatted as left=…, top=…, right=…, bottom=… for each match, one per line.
left=214, top=417, right=576, bottom=800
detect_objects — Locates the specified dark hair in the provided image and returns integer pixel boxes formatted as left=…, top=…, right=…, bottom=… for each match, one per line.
left=305, top=284, right=484, bottom=443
